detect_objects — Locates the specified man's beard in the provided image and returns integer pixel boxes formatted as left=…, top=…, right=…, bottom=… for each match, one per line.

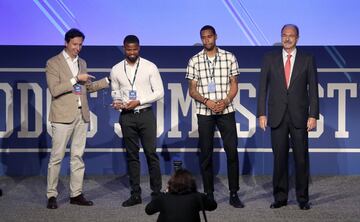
left=204, top=44, right=215, bottom=51
left=127, top=56, right=138, bottom=63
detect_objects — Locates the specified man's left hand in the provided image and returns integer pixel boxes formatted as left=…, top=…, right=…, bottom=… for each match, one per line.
left=214, top=100, right=227, bottom=113
left=124, top=100, right=140, bottom=110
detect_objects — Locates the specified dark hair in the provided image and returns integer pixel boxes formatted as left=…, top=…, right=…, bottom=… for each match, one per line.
left=123, top=35, right=140, bottom=45
left=65, top=28, right=85, bottom=43
left=281, top=24, right=299, bottom=37
left=168, top=169, right=197, bottom=194
left=200, top=25, right=217, bottom=36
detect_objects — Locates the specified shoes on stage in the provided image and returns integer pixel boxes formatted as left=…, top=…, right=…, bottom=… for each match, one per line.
left=150, top=191, right=163, bottom=200
left=47, top=196, right=58, bottom=209
left=229, top=192, right=244, bottom=208
left=299, top=202, right=311, bottom=210
left=270, top=201, right=287, bottom=209
left=122, top=195, right=142, bottom=207
left=70, top=194, right=94, bottom=206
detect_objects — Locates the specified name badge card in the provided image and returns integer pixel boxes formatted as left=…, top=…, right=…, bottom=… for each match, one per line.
left=129, top=90, right=137, bottom=100
left=208, top=82, right=216, bottom=93
left=74, top=84, right=81, bottom=95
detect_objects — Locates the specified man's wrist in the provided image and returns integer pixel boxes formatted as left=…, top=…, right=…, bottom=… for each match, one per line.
left=202, top=98, right=209, bottom=105
left=225, top=96, right=231, bottom=105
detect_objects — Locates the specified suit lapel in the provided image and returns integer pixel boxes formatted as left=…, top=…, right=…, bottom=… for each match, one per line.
left=275, top=52, right=287, bottom=91
left=78, top=59, right=86, bottom=74
left=57, top=53, right=75, bottom=80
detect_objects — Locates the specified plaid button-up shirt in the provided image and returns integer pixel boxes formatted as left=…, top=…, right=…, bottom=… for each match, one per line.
left=186, top=48, right=239, bottom=115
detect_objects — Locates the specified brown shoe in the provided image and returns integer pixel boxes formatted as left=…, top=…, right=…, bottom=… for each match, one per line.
left=70, top=194, right=93, bottom=206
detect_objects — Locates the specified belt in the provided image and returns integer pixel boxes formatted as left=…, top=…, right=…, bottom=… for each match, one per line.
left=121, top=107, right=151, bottom=115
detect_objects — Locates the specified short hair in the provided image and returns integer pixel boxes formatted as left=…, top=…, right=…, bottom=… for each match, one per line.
left=167, top=169, right=197, bottom=194
left=123, top=35, right=140, bottom=45
left=200, top=25, right=217, bottom=36
left=65, top=28, right=85, bottom=43
left=281, top=24, right=299, bottom=37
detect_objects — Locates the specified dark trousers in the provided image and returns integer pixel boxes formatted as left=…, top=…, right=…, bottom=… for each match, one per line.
left=120, top=109, right=162, bottom=195
left=271, top=111, right=309, bottom=204
left=197, top=112, right=239, bottom=193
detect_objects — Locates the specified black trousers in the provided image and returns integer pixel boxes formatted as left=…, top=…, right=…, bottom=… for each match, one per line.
left=271, top=111, right=309, bottom=204
left=197, top=112, right=239, bottom=193
left=120, top=109, right=162, bottom=195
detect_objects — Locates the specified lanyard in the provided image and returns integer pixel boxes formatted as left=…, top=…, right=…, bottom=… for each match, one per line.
left=77, top=59, right=80, bottom=75
left=124, top=58, right=140, bottom=90
left=205, top=53, right=217, bottom=80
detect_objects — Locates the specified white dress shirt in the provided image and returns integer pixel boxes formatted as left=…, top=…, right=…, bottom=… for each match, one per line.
left=62, top=50, right=81, bottom=107
left=110, top=57, right=164, bottom=110
left=282, top=48, right=297, bottom=88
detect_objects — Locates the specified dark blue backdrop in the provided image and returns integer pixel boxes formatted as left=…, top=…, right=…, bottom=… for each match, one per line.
left=0, top=46, right=359, bottom=176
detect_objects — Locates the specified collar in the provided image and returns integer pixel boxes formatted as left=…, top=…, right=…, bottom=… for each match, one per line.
left=282, top=48, right=297, bottom=58
left=62, top=50, right=79, bottom=63
left=124, top=57, right=140, bottom=66
left=200, top=47, right=226, bottom=59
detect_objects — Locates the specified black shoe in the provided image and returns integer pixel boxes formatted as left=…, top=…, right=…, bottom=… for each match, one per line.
left=47, top=196, right=58, bottom=209
left=122, top=195, right=142, bottom=207
left=229, top=192, right=244, bottom=208
left=270, top=201, right=287, bottom=209
left=299, top=202, right=311, bottom=210
left=0, top=189, right=2, bottom=196
left=70, top=194, right=94, bottom=206
left=151, top=191, right=163, bottom=200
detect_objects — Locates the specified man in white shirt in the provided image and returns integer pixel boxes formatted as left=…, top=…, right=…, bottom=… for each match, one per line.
left=110, top=35, right=164, bottom=207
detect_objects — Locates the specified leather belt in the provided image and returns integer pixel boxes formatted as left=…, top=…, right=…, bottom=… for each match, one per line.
left=121, top=107, right=151, bottom=115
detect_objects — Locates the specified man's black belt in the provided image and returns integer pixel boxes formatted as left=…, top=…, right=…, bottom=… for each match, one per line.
left=121, top=107, right=151, bottom=115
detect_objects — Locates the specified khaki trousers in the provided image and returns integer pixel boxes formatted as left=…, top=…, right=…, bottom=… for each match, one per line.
left=47, top=109, right=88, bottom=198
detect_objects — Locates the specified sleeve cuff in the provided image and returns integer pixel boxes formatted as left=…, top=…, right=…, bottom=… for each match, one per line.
left=70, top=77, right=77, bottom=85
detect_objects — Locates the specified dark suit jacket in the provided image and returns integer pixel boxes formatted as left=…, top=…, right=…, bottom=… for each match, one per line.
left=46, top=52, right=109, bottom=123
left=145, top=192, right=217, bottom=222
left=257, top=49, right=319, bottom=128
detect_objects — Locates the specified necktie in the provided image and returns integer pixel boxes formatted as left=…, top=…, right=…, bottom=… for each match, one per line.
left=284, top=54, right=292, bottom=88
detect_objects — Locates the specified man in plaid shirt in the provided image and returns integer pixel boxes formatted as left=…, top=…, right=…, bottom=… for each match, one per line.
left=186, top=25, right=244, bottom=208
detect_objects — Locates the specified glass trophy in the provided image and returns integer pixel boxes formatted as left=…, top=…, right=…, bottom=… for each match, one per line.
left=111, top=90, right=124, bottom=109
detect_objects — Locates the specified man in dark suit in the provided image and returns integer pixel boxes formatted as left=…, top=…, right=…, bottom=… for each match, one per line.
left=45, top=28, right=110, bottom=209
left=257, top=24, right=319, bottom=210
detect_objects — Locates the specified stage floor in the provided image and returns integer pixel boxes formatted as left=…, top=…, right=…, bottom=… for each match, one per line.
left=0, top=175, right=359, bottom=222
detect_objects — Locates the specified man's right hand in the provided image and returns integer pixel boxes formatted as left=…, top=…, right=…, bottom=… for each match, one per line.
left=259, top=116, right=267, bottom=131
left=77, top=73, right=96, bottom=82
left=111, top=100, right=124, bottom=110
left=205, top=100, right=218, bottom=112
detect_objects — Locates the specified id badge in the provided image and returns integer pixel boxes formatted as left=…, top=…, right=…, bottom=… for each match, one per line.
left=74, top=84, right=81, bottom=95
left=208, top=81, right=216, bottom=93
left=129, top=90, right=137, bottom=100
